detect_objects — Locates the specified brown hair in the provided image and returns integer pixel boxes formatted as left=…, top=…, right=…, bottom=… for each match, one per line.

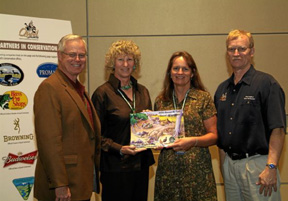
left=157, top=51, right=206, bottom=102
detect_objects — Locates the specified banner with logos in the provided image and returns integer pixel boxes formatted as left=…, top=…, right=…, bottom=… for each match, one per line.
left=0, top=14, right=72, bottom=201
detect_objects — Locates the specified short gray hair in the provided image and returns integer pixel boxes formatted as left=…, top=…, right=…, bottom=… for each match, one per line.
left=57, top=34, right=87, bottom=52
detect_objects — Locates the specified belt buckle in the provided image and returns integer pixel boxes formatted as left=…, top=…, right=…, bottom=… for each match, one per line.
left=231, top=153, right=239, bottom=160
left=228, top=152, right=245, bottom=160
left=228, top=152, right=259, bottom=160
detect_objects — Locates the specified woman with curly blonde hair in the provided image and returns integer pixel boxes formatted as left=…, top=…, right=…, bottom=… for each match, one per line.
left=91, top=40, right=155, bottom=201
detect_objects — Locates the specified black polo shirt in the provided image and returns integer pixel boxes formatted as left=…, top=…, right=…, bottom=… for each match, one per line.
left=214, top=65, right=286, bottom=154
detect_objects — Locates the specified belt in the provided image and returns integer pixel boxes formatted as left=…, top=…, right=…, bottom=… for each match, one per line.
left=227, top=152, right=259, bottom=160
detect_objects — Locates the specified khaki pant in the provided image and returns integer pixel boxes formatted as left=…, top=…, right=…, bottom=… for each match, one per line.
left=223, top=154, right=281, bottom=201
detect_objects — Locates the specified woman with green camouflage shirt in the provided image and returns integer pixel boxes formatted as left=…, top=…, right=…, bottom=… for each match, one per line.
left=154, top=51, right=218, bottom=201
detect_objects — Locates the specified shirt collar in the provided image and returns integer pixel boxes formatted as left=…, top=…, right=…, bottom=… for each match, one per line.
left=186, top=87, right=198, bottom=100
left=108, top=73, right=138, bottom=91
left=59, top=69, right=85, bottom=97
left=228, top=64, right=256, bottom=87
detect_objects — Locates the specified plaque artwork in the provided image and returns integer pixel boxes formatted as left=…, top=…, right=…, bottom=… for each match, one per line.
left=130, top=110, right=185, bottom=148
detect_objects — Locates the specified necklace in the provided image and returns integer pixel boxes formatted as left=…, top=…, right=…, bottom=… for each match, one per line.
left=117, top=89, right=136, bottom=113
left=172, top=89, right=190, bottom=111
left=121, top=81, right=132, bottom=90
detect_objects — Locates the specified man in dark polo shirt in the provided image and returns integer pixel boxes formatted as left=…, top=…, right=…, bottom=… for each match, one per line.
left=214, top=29, right=286, bottom=201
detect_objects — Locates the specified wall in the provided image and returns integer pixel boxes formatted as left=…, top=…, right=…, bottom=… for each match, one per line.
left=1, top=0, right=287, bottom=200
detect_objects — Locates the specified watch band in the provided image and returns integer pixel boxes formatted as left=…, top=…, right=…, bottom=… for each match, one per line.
left=266, top=163, right=277, bottom=169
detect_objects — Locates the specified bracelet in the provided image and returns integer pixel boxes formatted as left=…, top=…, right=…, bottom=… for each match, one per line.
left=194, top=138, right=198, bottom=147
left=119, top=149, right=124, bottom=156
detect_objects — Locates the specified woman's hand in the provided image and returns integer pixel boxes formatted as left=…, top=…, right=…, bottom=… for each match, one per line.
left=120, top=145, right=147, bottom=156
left=153, top=145, right=164, bottom=150
left=166, top=137, right=197, bottom=151
left=142, top=109, right=152, bottom=112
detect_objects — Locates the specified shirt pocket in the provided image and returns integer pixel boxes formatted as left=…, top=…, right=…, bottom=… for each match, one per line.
left=237, top=100, right=260, bottom=125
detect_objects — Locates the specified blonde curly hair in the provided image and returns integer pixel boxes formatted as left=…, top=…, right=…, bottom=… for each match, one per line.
left=105, top=40, right=141, bottom=79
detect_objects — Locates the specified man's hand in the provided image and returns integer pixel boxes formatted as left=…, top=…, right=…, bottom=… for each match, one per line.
left=55, top=186, right=71, bottom=201
left=256, top=167, right=277, bottom=197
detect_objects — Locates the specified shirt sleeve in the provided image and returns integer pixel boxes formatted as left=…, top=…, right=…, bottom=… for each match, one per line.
left=34, top=82, right=69, bottom=188
left=266, top=82, right=286, bottom=132
left=91, top=87, right=122, bottom=152
left=202, top=92, right=217, bottom=120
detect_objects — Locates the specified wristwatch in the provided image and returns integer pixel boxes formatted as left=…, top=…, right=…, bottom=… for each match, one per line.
left=266, top=163, right=277, bottom=169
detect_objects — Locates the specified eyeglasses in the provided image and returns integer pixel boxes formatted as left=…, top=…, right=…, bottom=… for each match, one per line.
left=62, top=52, right=87, bottom=59
left=227, top=47, right=249, bottom=53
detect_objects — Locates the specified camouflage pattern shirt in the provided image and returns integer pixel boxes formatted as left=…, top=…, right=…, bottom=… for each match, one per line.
left=154, top=87, right=217, bottom=201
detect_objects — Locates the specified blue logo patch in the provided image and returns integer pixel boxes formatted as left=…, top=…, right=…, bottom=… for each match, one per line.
left=12, top=176, right=34, bottom=200
left=0, top=63, right=24, bottom=86
left=36, top=62, right=57, bottom=78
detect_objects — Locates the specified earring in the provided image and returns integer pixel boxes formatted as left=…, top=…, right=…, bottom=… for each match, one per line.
left=133, top=66, right=136, bottom=70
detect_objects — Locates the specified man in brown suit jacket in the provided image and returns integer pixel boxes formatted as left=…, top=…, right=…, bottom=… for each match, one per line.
left=34, top=34, right=101, bottom=201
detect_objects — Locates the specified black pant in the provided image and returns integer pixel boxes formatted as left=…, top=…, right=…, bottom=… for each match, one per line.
left=101, top=168, right=149, bottom=201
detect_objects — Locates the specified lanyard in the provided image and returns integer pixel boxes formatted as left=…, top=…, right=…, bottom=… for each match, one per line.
left=173, top=89, right=190, bottom=111
left=117, top=89, right=136, bottom=113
